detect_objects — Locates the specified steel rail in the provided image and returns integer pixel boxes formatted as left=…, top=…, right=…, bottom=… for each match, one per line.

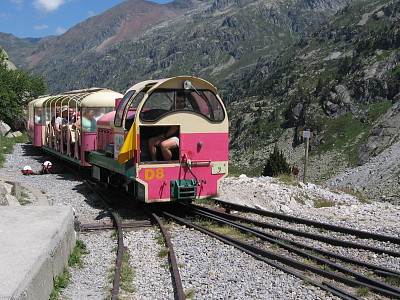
left=79, top=220, right=152, bottom=231
left=186, top=204, right=400, bottom=296
left=374, top=270, right=400, bottom=278
left=108, top=208, right=124, bottom=300
left=140, top=204, right=186, bottom=300
left=66, top=166, right=124, bottom=300
left=186, top=203, right=400, bottom=277
left=164, top=211, right=400, bottom=299
left=213, top=199, right=400, bottom=244
left=162, top=211, right=360, bottom=300
left=194, top=203, right=400, bottom=257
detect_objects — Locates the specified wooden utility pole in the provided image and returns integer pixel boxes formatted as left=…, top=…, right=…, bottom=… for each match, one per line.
left=299, top=130, right=313, bottom=184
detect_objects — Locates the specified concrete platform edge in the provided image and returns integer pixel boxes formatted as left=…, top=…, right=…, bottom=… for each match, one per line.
left=0, top=206, right=76, bottom=300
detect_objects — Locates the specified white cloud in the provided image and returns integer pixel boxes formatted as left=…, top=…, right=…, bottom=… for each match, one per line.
left=33, top=0, right=67, bottom=13
left=34, top=24, right=49, bottom=30
left=87, top=10, right=96, bottom=17
left=55, top=26, right=66, bottom=35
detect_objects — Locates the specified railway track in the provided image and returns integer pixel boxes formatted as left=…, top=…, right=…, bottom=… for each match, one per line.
left=158, top=200, right=400, bottom=300
left=9, top=145, right=398, bottom=299
left=69, top=169, right=186, bottom=300
left=59, top=171, right=400, bottom=299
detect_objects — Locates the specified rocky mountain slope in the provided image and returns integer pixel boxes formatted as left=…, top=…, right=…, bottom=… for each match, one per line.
left=1, top=0, right=357, bottom=93
left=1, top=0, right=399, bottom=199
left=227, top=0, right=400, bottom=188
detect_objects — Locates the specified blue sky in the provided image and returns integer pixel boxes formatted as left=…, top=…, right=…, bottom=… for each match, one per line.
left=1, top=0, right=173, bottom=38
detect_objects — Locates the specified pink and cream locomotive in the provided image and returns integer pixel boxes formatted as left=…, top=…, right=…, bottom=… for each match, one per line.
left=27, top=76, right=229, bottom=202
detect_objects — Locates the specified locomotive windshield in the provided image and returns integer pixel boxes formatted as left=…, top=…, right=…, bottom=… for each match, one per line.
left=140, top=89, right=224, bottom=122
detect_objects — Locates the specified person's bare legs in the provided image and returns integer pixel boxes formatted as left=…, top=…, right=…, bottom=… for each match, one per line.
left=160, top=139, right=178, bottom=160
left=148, top=136, right=163, bottom=161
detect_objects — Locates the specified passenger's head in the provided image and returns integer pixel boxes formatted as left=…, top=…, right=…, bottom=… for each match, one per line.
left=175, top=91, right=186, bottom=109
left=84, top=109, right=95, bottom=118
left=61, top=106, right=68, bottom=117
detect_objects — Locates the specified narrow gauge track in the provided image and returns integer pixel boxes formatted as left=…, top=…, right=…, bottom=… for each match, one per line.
left=70, top=169, right=186, bottom=300
left=159, top=201, right=400, bottom=300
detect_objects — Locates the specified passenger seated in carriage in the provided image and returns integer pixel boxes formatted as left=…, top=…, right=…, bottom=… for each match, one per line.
left=147, top=92, right=186, bottom=161
left=72, top=108, right=97, bottom=132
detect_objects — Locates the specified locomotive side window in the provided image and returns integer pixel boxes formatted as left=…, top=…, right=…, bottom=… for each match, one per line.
left=115, top=90, right=135, bottom=127
left=115, top=90, right=145, bottom=128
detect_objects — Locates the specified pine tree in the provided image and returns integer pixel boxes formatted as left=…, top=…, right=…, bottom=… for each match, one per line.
left=262, top=144, right=291, bottom=177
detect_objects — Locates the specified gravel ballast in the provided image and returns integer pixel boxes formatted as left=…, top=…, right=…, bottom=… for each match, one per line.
left=1, top=143, right=399, bottom=299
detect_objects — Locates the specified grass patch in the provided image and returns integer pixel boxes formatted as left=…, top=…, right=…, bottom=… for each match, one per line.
left=228, top=163, right=263, bottom=177
left=107, top=246, right=136, bottom=298
left=49, top=268, right=71, bottom=300
left=330, top=186, right=370, bottom=204
left=50, top=240, right=89, bottom=299
left=195, top=219, right=249, bottom=242
left=185, top=289, right=196, bottom=298
left=0, top=134, right=29, bottom=167
left=68, top=240, right=89, bottom=268
left=277, top=174, right=296, bottom=185
left=314, top=198, right=336, bottom=208
left=18, top=191, right=32, bottom=205
left=387, top=276, right=400, bottom=287
left=356, top=286, right=370, bottom=297
left=154, top=228, right=165, bottom=245
left=294, top=196, right=306, bottom=205
left=194, top=198, right=215, bottom=205
left=120, top=247, right=135, bottom=293
left=317, top=228, right=329, bottom=234
left=157, top=247, right=169, bottom=258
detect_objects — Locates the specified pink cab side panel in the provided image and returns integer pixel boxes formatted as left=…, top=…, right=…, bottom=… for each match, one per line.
left=139, top=132, right=228, bottom=201
left=180, top=132, right=228, bottom=162
left=139, top=165, right=225, bottom=200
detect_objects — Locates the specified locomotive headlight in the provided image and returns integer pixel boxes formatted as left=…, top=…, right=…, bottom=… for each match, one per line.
left=183, top=80, right=192, bottom=90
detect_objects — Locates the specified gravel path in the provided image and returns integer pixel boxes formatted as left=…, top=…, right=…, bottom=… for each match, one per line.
left=1, top=143, right=399, bottom=299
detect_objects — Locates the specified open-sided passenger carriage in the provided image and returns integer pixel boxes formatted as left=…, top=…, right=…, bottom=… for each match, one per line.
left=27, top=88, right=123, bottom=165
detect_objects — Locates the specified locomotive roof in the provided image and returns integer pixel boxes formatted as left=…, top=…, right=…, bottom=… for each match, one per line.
left=125, top=76, right=218, bottom=94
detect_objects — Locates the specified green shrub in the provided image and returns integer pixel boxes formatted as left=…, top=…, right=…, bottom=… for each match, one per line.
left=262, top=144, right=291, bottom=177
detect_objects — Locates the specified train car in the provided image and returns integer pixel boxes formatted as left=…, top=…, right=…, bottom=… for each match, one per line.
left=27, top=76, right=229, bottom=203
left=87, top=76, right=229, bottom=203
left=27, top=88, right=124, bottom=165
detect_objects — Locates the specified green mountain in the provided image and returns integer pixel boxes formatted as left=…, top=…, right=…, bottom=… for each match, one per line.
left=1, top=0, right=399, bottom=186
left=227, top=0, right=400, bottom=180
left=1, top=0, right=356, bottom=93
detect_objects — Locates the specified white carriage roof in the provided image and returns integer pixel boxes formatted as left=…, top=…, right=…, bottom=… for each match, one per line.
left=31, top=95, right=52, bottom=107
left=39, top=88, right=123, bottom=108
